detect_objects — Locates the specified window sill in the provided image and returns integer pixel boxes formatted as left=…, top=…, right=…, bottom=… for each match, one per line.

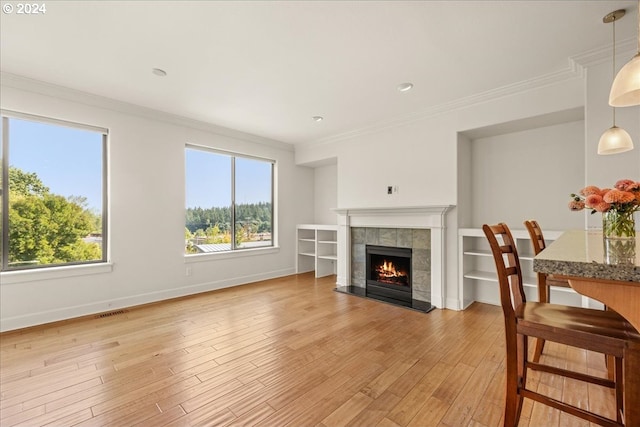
left=185, top=246, right=280, bottom=263
left=0, top=262, right=113, bottom=285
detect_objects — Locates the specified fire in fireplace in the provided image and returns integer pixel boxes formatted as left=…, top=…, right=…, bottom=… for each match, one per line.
left=373, top=259, right=409, bottom=285
left=366, top=245, right=412, bottom=305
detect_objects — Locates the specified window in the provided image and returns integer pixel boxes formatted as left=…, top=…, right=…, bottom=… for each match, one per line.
left=1, top=112, right=107, bottom=271
left=185, top=146, right=274, bottom=254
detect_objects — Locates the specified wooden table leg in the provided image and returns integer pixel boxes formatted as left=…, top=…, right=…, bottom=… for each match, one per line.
left=624, top=340, right=640, bottom=426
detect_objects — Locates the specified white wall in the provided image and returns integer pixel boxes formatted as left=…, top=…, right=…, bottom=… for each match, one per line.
left=456, top=133, right=472, bottom=228
left=469, top=120, right=585, bottom=230
left=0, top=79, right=314, bottom=332
left=314, top=163, right=338, bottom=225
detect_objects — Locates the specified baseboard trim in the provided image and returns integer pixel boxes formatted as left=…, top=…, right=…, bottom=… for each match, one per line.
left=0, top=268, right=295, bottom=332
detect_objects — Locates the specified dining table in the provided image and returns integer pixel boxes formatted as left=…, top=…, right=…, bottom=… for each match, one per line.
left=533, top=230, right=640, bottom=425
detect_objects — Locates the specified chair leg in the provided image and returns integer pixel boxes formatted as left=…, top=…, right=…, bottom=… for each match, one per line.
left=504, top=335, right=525, bottom=427
left=503, top=357, right=521, bottom=427
left=533, top=338, right=545, bottom=363
left=532, top=284, right=550, bottom=363
left=614, top=356, right=624, bottom=424
left=604, top=306, right=615, bottom=381
left=606, top=354, right=615, bottom=381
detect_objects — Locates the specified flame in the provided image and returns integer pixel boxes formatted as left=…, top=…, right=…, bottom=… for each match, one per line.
left=375, top=259, right=407, bottom=281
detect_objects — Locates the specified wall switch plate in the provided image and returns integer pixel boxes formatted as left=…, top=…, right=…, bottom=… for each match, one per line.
left=387, top=186, right=393, bottom=194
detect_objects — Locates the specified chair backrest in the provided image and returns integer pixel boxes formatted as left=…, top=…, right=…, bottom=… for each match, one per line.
left=482, top=223, right=527, bottom=321
left=524, top=220, right=546, bottom=256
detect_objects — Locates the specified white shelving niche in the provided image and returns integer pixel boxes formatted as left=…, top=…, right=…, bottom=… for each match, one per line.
left=296, top=224, right=338, bottom=278
left=458, top=228, right=583, bottom=309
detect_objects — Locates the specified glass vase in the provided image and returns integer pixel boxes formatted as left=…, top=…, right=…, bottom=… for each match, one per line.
left=603, top=238, right=636, bottom=265
left=602, top=210, right=636, bottom=240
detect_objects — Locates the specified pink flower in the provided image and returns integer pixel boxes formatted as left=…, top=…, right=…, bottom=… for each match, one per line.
left=569, top=179, right=639, bottom=214
left=594, top=201, right=611, bottom=212
left=627, top=182, right=640, bottom=192
left=584, top=194, right=603, bottom=208
left=615, top=179, right=636, bottom=191
left=568, top=200, right=585, bottom=211
left=580, top=186, right=601, bottom=197
left=603, top=189, right=636, bottom=204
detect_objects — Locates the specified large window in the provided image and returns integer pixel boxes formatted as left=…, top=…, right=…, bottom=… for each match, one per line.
left=185, top=145, right=274, bottom=254
left=0, top=112, right=107, bottom=271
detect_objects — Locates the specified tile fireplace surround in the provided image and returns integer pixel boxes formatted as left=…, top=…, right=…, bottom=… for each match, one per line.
left=333, top=206, right=453, bottom=309
left=351, top=227, right=431, bottom=302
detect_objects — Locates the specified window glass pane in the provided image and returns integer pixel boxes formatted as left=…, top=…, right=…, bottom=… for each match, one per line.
left=6, top=117, right=104, bottom=269
left=234, top=157, right=272, bottom=249
left=185, top=148, right=232, bottom=254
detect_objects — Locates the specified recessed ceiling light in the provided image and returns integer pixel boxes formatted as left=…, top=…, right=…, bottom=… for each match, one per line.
left=312, top=116, right=324, bottom=122
left=152, top=68, right=167, bottom=77
left=397, top=82, right=414, bottom=92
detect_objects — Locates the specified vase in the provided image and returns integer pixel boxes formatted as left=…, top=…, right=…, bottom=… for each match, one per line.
left=603, top=238, right=636, bottom=265
left=602, top=210, right=636, bottom=240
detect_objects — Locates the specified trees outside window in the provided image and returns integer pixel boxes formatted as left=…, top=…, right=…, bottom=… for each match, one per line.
left=185, top=146, right=274, bottom=254
left=1, top=113, right=107, bottom=270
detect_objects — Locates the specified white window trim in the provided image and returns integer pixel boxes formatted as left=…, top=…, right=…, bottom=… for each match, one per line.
left=0, top=262, right=114, bottom=285
left=185, top=245, right=280, bottom=263
left=1, top=110, right=109, bottom=272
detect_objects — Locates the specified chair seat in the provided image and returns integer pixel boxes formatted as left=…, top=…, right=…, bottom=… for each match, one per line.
left=516, top=302, right=640, bottom=355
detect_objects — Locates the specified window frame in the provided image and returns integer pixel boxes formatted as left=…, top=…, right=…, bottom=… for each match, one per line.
left=0, top=110, right=109, bottom=272
left=184, top=144, right=276, bottom=256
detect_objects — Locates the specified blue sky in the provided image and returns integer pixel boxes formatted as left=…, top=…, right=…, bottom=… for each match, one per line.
left=7, top=117, right=103, bottom=211
left=185, top=148, right=272, bottom=209
left=6, top=118, right=272, bottom=212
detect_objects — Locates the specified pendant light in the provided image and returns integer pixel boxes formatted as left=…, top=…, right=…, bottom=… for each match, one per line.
left=598, top=10, right=634, bottom=155
left=609, top=2, right=640, bottom=107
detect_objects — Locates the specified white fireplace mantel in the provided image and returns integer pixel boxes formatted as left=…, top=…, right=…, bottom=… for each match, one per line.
left=332, top=205, right=454, bottom=309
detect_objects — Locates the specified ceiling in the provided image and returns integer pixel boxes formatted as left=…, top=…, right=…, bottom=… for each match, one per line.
left=1, top=1, right=638, bottom=146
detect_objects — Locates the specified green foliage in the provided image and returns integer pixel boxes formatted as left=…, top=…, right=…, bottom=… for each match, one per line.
left=185, top=202, right=271, bottom=235
left=9, top=167, right=50, bottom=196
left=7, top=166, right=102, bottom=267
left=184, top=203, right=271, bottom=252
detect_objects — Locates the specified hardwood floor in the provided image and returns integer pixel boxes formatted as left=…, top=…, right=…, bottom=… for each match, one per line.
left=0, top=273, right=616, bottom=426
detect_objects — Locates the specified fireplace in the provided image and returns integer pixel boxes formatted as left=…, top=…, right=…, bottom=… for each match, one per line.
left=366, top=245, right=412, bottom=305
left=334, top=206, right=452, bottom=309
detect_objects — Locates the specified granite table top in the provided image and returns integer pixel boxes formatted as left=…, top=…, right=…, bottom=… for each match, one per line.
left=533, top=230, right=640, bottom=283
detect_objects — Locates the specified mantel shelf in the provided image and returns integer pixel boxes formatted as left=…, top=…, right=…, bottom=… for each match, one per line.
left=332, top=205, right=453, bottom=216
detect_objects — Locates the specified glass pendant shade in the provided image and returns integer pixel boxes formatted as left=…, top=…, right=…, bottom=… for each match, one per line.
left=598, top=125, right=634, bottom=154
left=609, top=52, right=640, bottom=107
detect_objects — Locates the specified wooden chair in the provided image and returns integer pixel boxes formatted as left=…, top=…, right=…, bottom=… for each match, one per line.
left=523, top=219, right=571, bottom=362
left=483, top=223, right=639, bottom=427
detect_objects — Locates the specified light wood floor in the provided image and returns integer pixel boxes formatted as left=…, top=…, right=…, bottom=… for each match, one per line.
left=0, top=273, right=616, bottom=426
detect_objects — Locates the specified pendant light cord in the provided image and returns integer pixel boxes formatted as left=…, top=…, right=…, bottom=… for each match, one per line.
left=612, top=16, right=617, bottom=126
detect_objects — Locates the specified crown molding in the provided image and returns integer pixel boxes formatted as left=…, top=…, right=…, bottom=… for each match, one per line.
left=571, top=38, right=636, bottom=68
left=302, top=38, right=637, bottom=149
left=0, top=72, right=294, bottom=152
left=299, top=59, right=585, bottom=148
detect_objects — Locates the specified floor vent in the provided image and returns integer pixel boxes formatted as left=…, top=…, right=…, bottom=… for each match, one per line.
left=96, top=309, right=128, bottom=318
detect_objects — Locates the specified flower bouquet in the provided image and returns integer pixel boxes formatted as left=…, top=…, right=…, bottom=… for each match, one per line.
left=569, top=179, right=640, bottom=240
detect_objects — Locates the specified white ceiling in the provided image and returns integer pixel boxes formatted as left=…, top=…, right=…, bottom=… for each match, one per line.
left=1, top=1, right=638, bottom=145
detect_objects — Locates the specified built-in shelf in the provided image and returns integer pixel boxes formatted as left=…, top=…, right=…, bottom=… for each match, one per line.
left=458, top=227, right=581, bottom=308
left=296, top=224, right=338, bottom=278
